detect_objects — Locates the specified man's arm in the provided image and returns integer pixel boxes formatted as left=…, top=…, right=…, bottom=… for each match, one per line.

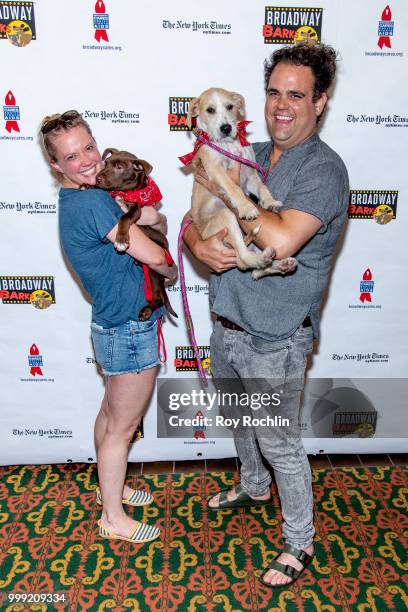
left=236, top=207, right=322, bottom=259
left=194, top=163, right=323, bottom=260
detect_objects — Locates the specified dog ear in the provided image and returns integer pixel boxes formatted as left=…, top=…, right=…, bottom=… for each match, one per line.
left=102, top=148, right=118, bottom=160
left=134, top=159, right=153, bottom=176
left=186, top=97, right=200, bottom=129
left=230, top=92, right=246, bottom=119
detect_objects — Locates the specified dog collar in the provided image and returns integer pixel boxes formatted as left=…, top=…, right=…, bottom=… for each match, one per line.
left=110, top=177, right=162, bottom=206
left=179, top=120, right=252, bottom=166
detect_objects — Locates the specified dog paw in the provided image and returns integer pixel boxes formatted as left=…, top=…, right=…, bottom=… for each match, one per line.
left=259, top=246, right=276, bottom=268
left=261, top=197, right=282, bottom=211
left=114, top=240, right=129, bottom=252
left=275, top=257, right=297, bottom=273
left=237, top=203, right=260, bottom=220
left=251, top=268, right=264, bottom=280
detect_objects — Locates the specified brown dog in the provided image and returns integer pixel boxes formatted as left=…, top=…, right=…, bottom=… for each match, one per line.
left=95, top=148, right=177, bottom=321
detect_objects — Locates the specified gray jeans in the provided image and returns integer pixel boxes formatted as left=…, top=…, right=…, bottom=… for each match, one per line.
left=210, top=320, right=315, bottom=548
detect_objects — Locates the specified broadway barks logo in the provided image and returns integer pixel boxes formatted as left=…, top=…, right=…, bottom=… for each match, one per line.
left=174, top=346, right=211, bottom=373
left=168, top=97, right=193, bottom=131
left=378, top=5, right=393, bottom=49
left=263, top=6, right=322, bottom=44
left=0, top=0, right=36, bottom=47
left=0, top=276, right=55, bottom=308
left=332, top=411, right=377, bottom=437
left=348, top=190, right=398, bottom=224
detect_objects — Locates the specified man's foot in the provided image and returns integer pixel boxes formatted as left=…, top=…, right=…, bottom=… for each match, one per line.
left=208, top=483, right=270, bottom=509
left=261, top=543, right=314, bottom=587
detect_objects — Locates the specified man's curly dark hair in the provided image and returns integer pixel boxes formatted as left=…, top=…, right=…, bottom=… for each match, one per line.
left=264, top=42, right=337, bottom=102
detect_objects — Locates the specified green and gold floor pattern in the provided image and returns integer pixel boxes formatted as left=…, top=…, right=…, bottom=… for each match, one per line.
left=0, top=464, right=407, bottom=610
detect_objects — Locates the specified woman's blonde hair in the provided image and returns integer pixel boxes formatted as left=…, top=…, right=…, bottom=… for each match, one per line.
left=40, top=110, right=93, bottom=161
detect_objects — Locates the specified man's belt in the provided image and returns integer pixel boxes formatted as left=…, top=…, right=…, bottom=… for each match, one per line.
left=216, top=316, right=244, bottom=332
left=217, top=315, right=312, bottom=332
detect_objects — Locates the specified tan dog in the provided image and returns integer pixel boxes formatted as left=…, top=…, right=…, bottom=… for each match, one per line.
left=186, top=88, right=297, bottom=278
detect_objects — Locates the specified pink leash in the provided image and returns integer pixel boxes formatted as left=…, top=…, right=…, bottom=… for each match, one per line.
left=178, top=131, right=268, bottom=387
left=193, top=129, right=268, bottom=183
left=178, top=217, right=208, bottom=387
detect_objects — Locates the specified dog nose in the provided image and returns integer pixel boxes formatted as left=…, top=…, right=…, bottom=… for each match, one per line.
left=220, top=123, right=232, bottom=136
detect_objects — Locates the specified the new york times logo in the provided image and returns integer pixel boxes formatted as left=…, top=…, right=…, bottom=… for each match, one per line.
left=263, top=6, right=322, bottom=44
left=348, top=190, right=398, bottom=224
left=168, top=97, right=192, bottom=131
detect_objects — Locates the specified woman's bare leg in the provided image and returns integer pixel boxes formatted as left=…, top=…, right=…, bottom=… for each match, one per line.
left=97, top=366, right=158, bottom=536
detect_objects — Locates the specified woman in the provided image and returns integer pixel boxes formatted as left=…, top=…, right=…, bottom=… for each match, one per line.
left=40, top=110, right=177, bottom=543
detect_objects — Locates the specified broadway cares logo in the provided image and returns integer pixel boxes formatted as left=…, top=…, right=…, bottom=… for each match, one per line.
left=162, top=19, right=231, bottom=35
left=1, top=90, right=33, bottom=141
left=21, top=343, right=55, bottom=383
left=0, top=0, right=36, bottom=47
left=365, top=6, right=403, bottom=58
left=347, top=113, right=408, bottom=127
left=83, top=0, right=122, bottom=52
left=349, top=268, right=382, bottom=310
left=83, top=109, right=139, bottom=125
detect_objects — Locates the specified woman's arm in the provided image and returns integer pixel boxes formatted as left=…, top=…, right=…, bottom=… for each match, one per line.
left=106, top=223, right=177, bottom=282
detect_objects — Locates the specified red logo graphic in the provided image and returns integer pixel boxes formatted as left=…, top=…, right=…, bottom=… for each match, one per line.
left=378, top=5, right=393, bottom=49
left=4, top=90, right=20, bottom=133
left=94, top=0, right=109, bottom=43
left=359, top=269, right=374, bottom=303
left=193, top=410, right=206, bottom=439
left=28, top=344, right=43, bottom=376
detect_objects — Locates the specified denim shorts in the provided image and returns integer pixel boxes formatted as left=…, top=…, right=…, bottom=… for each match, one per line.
left=91, top=318, right=160, bottom=376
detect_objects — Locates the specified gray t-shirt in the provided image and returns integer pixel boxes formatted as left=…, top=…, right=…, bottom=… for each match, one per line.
left=209, top=133, right=349, bottom=341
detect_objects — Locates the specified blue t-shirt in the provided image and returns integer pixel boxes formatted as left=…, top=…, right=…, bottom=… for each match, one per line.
left=59, top=187, right=151, bottom=327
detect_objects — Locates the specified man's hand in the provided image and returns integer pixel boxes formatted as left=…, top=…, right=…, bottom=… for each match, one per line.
left=184, top=223, right=237, bottom=273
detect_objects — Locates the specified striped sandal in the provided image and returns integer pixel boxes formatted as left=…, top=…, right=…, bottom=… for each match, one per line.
left=96, top=486, right=153, bottom=507
left=98, top=519, right=160, bottom=543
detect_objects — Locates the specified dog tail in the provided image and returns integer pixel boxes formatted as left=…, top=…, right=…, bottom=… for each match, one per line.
left=164, top=294, right=178, bottom=318
left=244, top=224, right=261, bottom=246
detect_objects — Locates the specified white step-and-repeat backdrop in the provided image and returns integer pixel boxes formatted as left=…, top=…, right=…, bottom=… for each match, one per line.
left=1, top=0, right=407, bottom=464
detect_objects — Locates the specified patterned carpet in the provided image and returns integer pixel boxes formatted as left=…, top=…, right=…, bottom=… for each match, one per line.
left=0, top=464, right=407, bottom=611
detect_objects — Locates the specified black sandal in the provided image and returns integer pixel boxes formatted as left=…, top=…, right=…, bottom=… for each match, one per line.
left=207, top=483, right=271, bottom=510
left=260, top=543, right=314, bottom=588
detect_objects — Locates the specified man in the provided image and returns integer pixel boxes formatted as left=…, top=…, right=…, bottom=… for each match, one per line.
left=183, top=42, right=349, bottom=587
